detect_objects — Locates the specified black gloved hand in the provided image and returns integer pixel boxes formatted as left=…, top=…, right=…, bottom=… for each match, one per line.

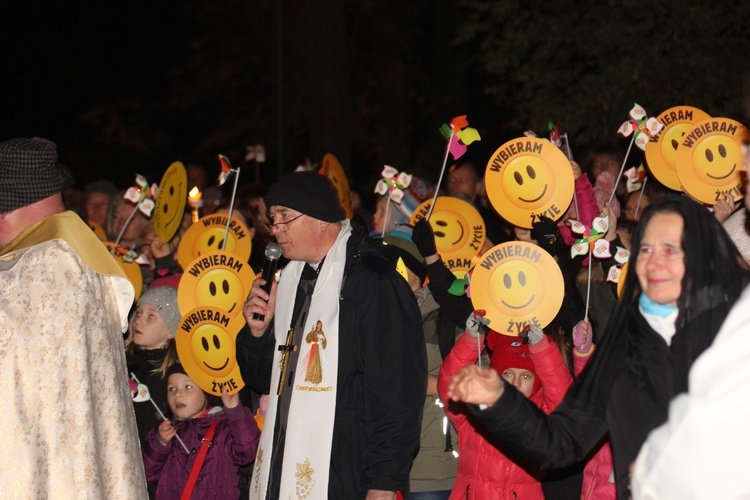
left=530, top=215, right=559, bottom=252
left=412, top=219, right=438, bottom=258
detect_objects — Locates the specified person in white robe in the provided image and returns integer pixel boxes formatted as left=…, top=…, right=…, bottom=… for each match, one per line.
left=0, top=138, right=147, bottom=498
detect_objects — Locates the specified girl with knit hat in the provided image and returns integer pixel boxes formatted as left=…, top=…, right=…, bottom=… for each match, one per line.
left=127, top=274, right=182, bottom=445
left=141, top=361, right=260, bottom=500
left=437, top=311, right=575, bottom=499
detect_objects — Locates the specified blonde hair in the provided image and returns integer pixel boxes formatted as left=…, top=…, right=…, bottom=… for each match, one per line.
left=125, top=337, right=178, bottom=380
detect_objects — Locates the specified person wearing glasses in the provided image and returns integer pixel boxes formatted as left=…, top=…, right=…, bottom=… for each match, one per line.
left=236, top=171, right=427, bottom=500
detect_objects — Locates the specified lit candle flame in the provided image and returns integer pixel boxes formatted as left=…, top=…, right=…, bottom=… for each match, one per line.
left=188, top=187, right=202, bottom=205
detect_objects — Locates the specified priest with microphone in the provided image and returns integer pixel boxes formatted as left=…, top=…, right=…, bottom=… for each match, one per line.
left=237, top=171, right=426, bottom=499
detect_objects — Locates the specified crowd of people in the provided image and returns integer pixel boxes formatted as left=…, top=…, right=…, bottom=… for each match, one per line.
left=2, top=130, right=750, bottom=500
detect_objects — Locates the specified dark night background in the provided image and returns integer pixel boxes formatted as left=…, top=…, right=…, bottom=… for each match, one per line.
left=3, top=0, right=750, bottom=199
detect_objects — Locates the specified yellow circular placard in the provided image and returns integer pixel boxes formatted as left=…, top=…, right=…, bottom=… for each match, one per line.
left=103, top=242, right=143, bottom=301
left=176, top=306, right=246, bottom=396
left=177, top=214, right=252, bottom=271
left=470, top=241, right=564, bottom=336
left=485, top=137, right=575, bottom=229
left=319, top=153, right=354, bottom=220
left=410, top=196, right=486, bottom=277
left=644, top=106, right=711, bottom=191
left=617, top=261, right=628, bottom=298
left=153, top=161, right=188, bottom=242
left=89, top=221, right=107, bottom=241
left=178, top=251, right=256, bottom=317
left=675, top=117, right=746, bottom=205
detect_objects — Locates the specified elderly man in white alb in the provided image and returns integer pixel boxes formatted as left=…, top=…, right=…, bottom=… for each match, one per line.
left=0, top=138, right=147, bottom=498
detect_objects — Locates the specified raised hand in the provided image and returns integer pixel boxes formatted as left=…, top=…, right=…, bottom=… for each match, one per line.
left=157, top=418, right=176, bottom=446
left=242, top=276, right=277, bottom=337
left=465, top=310, right=490, bottom=338
left=447, top=364, right=504, bottom=406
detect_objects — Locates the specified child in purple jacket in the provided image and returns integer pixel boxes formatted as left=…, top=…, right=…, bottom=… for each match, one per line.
left=142, top=362, right=260, bottom=499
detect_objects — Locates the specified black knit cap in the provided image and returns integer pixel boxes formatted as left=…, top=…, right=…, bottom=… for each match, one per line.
left=0, top=138, right=61, bottom=214
left=265, top=171, right=346, bottom=222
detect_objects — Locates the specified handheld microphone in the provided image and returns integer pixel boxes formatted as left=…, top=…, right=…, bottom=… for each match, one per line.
left=252, top=243, right=282, bottom=321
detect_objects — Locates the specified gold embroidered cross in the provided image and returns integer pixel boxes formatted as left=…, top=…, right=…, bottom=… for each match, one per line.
left=277, top=328, right=298, bottom=396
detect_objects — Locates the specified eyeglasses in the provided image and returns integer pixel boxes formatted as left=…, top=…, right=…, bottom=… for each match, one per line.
left=265, top=213, right=304, bottom=231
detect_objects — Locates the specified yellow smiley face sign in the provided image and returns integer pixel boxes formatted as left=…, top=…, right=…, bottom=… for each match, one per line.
left=89, top=221, right=107, bottom=241
left=645, top=106, right=711, bottom=191
left=485, top=137, right=575, bottom=229
left=470, top=241, right=564, bottom=336
left=617, top=261, right=629, bottom=298
left=103, top=242, right=143, bottom=301
left=176, top=307, right=246, bottom=396
left=410, top=196, right=486, bottom=277
left=177, top=214, right=252, bottom=271
left=178, top=250, right=255, bottom=317
left=153, top=162, right=188, bottom=242
left=675, top=117, right=746, bottom=205
left=319, top=153, right=354, bottom=220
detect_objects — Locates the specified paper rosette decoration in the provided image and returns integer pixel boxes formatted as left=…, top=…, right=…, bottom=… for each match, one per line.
left=104, top=242, right=144, bottom=300
left=295, top=158, right=318, bottom=172
left=617, top=104, right=665, bottom=151
left=569, top=216, right=612, bottom=260
left=124, top=174, right=158, bottom=217
left=245, top=144, right=266, bottom=163
left=110, top=243, right=150, bottom=265
left=606, top=246, right=631, bottom=284
left=130, top=376, right=151, bottom=403
left=524, top=120, right=562, bottom=148
left=439, top=115, right=481, bottom=160
left=568, top=216, right=629, bottom=284
left=375, top=165, right=412, bottom=204
left=217, top=154, right=235, bottom=186
left=624, top=163, right=646, bottom=193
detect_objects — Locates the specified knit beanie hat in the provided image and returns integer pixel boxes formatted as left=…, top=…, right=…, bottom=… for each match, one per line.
left=265, top=171, right=346, bottom=222
left=164, top=359, right=187, bottom=386
left=0, top=137, right=61, bottom=213
left=137, top=274, right=182, bottom=336
left=487, top=332, right=541, bottom=396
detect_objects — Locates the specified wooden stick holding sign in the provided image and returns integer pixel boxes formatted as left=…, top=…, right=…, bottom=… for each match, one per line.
left=217, top=154, right=242, bottom=251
